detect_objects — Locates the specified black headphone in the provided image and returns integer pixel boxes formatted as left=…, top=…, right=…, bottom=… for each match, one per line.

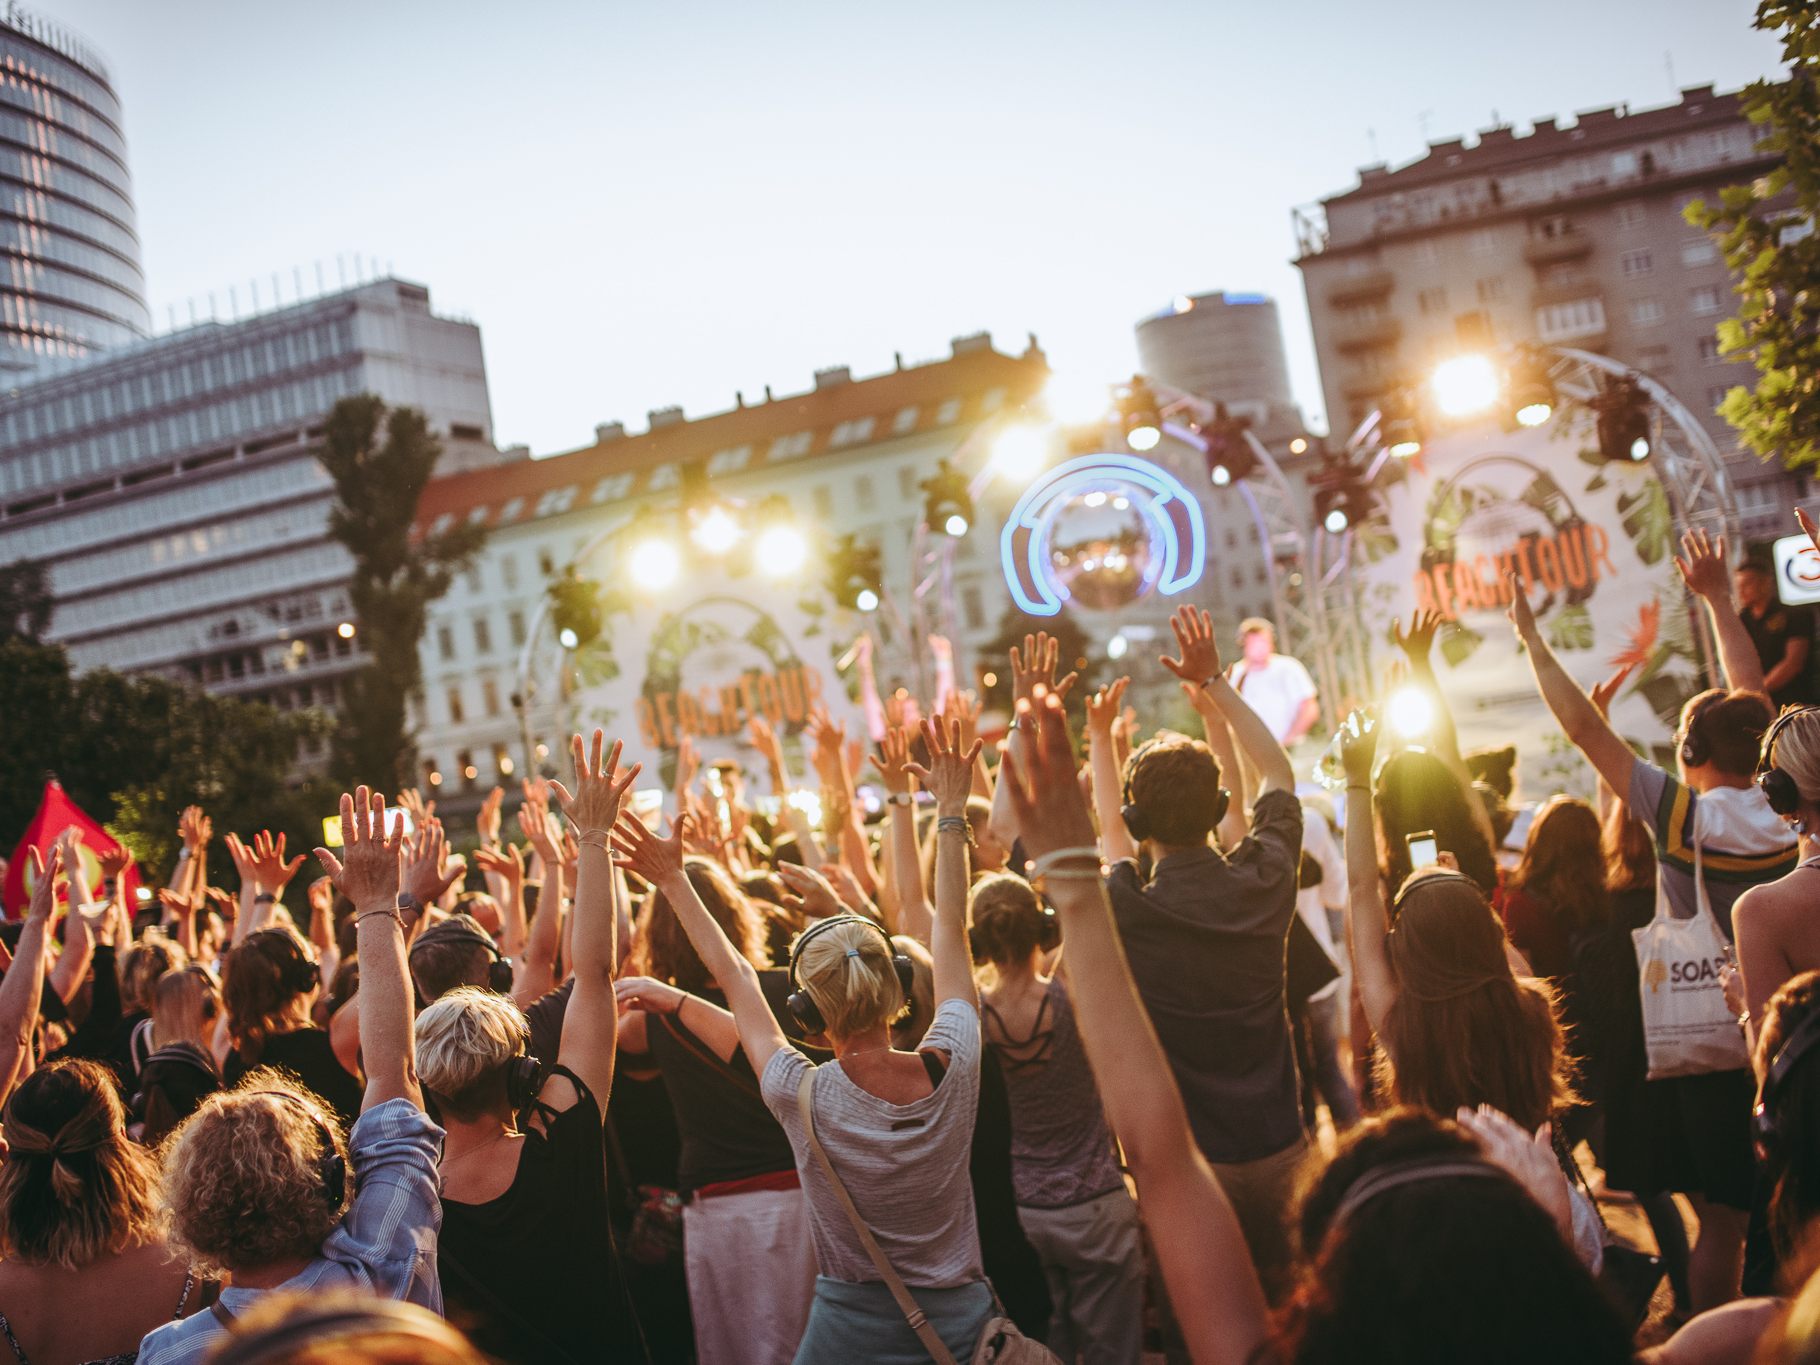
left=1120, top=737, right=1230, bottom=843
left=786, top=915, right=915, bottom=1036
left=410, top=918, right=516, bottom=995
left=1757, top=706, right=1820, bottom=817
left=246, top=1090, right=347, bottom=1209
left=248, top=930, right=321, bottom=997
left=1754, top=1009, right=1820, bottom=1160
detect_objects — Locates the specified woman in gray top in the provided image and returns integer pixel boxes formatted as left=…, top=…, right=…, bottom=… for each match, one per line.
left=614, top=717, right=992, bottom=1365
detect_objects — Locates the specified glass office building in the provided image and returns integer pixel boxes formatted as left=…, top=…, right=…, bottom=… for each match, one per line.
left=1, top=5, right=150, bottom=379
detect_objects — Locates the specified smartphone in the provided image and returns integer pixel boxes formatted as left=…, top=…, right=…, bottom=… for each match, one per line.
left=1406, top=830, right=1440, bottom=868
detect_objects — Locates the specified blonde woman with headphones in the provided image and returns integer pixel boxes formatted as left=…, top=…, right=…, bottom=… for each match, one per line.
left=1734, top=706, right=1820, bottom=1056
left=613, top=718, right=1012, bottom=1365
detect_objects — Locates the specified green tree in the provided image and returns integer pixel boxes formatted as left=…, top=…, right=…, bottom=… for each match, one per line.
left=317, top=395, right=485, bottom=790
left=1687, top=3, right=1820, bottom=470
left=0, top=558, right=52, bottom=643
left=0, top=639, right=333, bottom=885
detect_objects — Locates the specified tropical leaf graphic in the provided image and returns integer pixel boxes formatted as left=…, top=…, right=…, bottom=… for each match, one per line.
left=1617, top=480, right=1673, bottom=566
left=1545, top=602, right=1595, bottom=652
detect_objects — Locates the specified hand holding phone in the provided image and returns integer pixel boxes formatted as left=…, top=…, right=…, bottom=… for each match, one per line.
left=1406, top=830, right=1439, bottom=868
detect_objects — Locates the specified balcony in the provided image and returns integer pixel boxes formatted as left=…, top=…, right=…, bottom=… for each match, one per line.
left=1326, top=267, right=1395, bottom=305
left=1523, top=226, right=1593, bottom=266
left=1332, top=315, right=1403, bottom=353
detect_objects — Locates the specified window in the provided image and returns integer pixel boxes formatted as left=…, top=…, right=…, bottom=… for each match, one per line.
left=1620, top=249, right=1654, bottom=277
left=464, top=566, right=482, bottom=593
left=1475, top=277, right=1506, bottom=303
left=498, top=496, right=526, bottom=523
left=436, top=625, right=455, bottom=661
left=646, top=463, right=680, bottom=491
left=1697, top=336, right=1723, bottom=364
left=981, top=388, right=1007, bottom=412
left=893, top=406, right=919, bottom=434
left=1417, top=287, right=1448, bottom=314
left=493, top=742, right=515, bottom=778
left=1681, top=240, right=1718, bottom=268
left=501, top=555, right=518, bottom=590
left=769, top=431, right=814, bottom=461
left=1615, top=201, right=1646, bottom=230
left=447, top=686, right=465, bottom=724
left=533, top=486, right=577, bottom=517
left=481, top=678, right=501, bottom=717
left=936, top=398, right=963, bottom=425
left=538, top=548, right=555, bottom=577
left=1411, top=240, right=1440, bottom=267
left=855, top=475, right=875, bottom=510
left=812, top=486, right=834, bottom=518
left=1690, top=285, right=1725, bottom=316
left=508, top=610, right=526, bottom=646
left=897, top=465, right=917, bottom=498
left=707, top=444, right=753, bottom=475
left=1534, top=297, right=1607, bottom=342
left=1610, top=150, right=1639, bottom=178
left=473, top=616, right=492, bottom=654
left=831, top=417, right=876, bottom=448
left=1629, top=298, right=1665, bottom=327
left=1467, top=229, right=1497, bottom=256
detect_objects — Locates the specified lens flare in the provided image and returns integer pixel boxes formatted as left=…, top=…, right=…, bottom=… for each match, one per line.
left=629, top=536, right=681, bottom=589
left=1431, top=354, right=1502, bottom=418
left=1386, top=686, right=1436, bottom=738
left=755, top=523, right=808, bottom=575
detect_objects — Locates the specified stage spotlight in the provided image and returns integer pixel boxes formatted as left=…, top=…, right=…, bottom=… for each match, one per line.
left=1380, top=387, right=1423, bottom=458
left=1323, top=506, right=1350, bottom=534
left=558, top=627, right=579, bottom=650
left=993, top=425, right=1049, bottom=481
left=1594, top=374, right=1653, bottom=463
left=1386, top=685, right=1436, bottom=739
left=1042, top=370, right=1113, bottom=427
left=1431, top=354, right=1501, bottom=418
left=1507, top=348, right=1557, bottom=428
left=753, top=495, right=808, bottom=576
left=690, top=505, right=743, bottom=555
left=855, top=588, right=881, bottom=612
left=1202, top=402, right=1258, bottom=487
left=629, top=535, right=681, bottom=590
left=1311, top=459, right=1373, bottom=536
left=1119, top=376, right=1162, bottom=452
left=547, top=565, right=604, bottom=648
left=1107, top=633, right=1129, bottom=660
left=921, top=459, right=974, bottom=538
left=827, top=533, right=884, bottom=612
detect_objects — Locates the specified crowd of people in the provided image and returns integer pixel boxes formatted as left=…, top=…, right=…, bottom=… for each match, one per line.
left=5, top=515, right=1820, bottom=1364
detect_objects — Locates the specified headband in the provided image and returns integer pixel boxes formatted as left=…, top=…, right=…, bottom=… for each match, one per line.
left=1326, top=1157, right=1510, bottom=1242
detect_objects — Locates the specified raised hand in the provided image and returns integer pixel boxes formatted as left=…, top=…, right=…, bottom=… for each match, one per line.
left=614, top=975, right=687, bottom=1016
left=1588, top=664, right=1635, bottom=719
left=222, top=831, right=259, bottom=891
left=1454, top=1105, right=1573, bottom=1237
left=611, top=811, right=689, bottom=886
left=999, top=694, right=1098, bottom=861
left=477, top=786, right=505, bottom=848
left=97, top=842, right=133, bottom=881
left=1009, top=632, right=1079, bottom=706
left=1393, top=609, right=1446, bottom=669
left=518, top=790, right=561, bottom=863
left=941, top=689, right=981, bottom=751
left=748, top=714, right=786, bottom=781
left=158, top=884, right=204, bottom=925
left=674, top=734, right=701, bottom=796
left=775, top=861, right=845, bottom=919
left=805, top=706, right=847, bottom=787
left=905, top=717, right=985, bottom=815
left=472, top=842, right=527, bottom=887
left=1674, top=527, right=1731, bottom=601
left=1506, top=572, right=1540, bottom=644
left=1158, top=606, right=1222, bottom=685
left=552, top=730, right=642, bottom=843
left=178, top=805, right=212, bottom=852
left=1086, top=676, right=1130, bottom=736
left=313, top=787, right=404, bottom=911
left=249, top=830, right=306, bottom=896
left=1338, top=708, right=1379, bottom=787
left=821, top=863, right=872, bottom=914
left=24, top=845, right=65, bottom=925
left=874, top=726, right=915, bottom=796
left=403, top=818, right=463, bottom=904
left=398, top=786, right=436, bottom=829
left=77, top=899, right=119, bottom=948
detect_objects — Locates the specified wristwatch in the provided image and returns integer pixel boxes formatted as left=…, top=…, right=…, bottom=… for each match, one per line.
left=887, top=793, right=914, bottom=808
left=396, top=892, right=426, bottom=927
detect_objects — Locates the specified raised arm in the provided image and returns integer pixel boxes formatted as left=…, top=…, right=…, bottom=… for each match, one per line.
left=613, top=812, right=789, bottom=1075
left=1162, top=606, right=1295, bottom=797
left=549, top=730, right=638, bottom=1107
left=1392, top=616, right=1499, bottom=856
left=876, top=726, right=930, bottom=942
left=315, top=787, right=420, bottom=1111
left=1002, top=693, right=1271, bottom=1365
left=1676, top=529, right=1767, bottom=696
left=615, top=977, right=743, bottom=1063
left=751, top=715, right=829, bottom=867
left=1086, top=677, right=1137, bottom=864
left=989, top=633, right=1079, bottom=854
left=1184, top=682, right=1252, bottom=850
left=0, top=846, right=63, bottom=1108
left=1509, top=574, right=1638, bottom=796
left=1338, top=712, right=1399, bottom=1036
left=905, top=718, right=984, bottom=1014
left=516, top=796, right=565, bottom=1004
left=473, top=843, right=528, bottom=959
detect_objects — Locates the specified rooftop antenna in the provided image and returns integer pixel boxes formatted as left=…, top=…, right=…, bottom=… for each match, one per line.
left=1665, top=50, right=1677, bottom=95
left=1366, top=126, right=1379, bottom=162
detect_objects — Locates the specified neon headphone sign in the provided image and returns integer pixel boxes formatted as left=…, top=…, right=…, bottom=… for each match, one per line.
left=999, top=453, right=1207, bottom=617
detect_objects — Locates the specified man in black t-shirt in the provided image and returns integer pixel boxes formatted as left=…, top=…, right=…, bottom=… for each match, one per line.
left=1736, top=558, right=1816, bottom=711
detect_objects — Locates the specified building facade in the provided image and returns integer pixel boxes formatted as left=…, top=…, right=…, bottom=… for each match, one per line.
left=0, top=278, right=502, bottom=765
left=1, top=4, right=150, bottom=379
left=1135, top=291, right=1304, bottom=442
left=1294, top=84, right=1800, bottom=535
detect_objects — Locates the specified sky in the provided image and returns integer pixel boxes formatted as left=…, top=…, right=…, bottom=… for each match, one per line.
left=46, top=0, right=1787, bottom=454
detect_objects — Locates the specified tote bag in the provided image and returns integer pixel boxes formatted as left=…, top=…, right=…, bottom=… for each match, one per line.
left=1631, top=804, right=1750, bottom=1079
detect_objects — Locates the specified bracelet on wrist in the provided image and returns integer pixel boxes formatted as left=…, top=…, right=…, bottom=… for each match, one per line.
left=354, top=905, right=403, bottom=930
left=253, top=892, right=276, bottom=905
left=1027, top=847, right=1103, bottom=883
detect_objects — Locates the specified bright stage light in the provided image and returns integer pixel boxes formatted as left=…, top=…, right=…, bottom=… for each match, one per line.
left=1515, top=400, right=1554, bottom=428
left=1210, top=464, right=1233, bottom=487
left=993, top=425, right=1048, bottom=480
left=690, top=506, right=743, bottom=555
left=1323, top=507, right=1350, bottom=534
left=629, top=536, right=681, bottom=589
left=1290, top=437, right=1309, bottom=454
left=944, top=512, right=970, bottom=537
left=558, top=626, right=580, bottom=650
left=1042, top=371, right=1112, bottom=427
left=1107, top=633, right=1129, bottom=660
left=336, top=621, right=356, bottom=640
left=755, top=523, right=809, bottom=575
left=855, top=587, right=881, bottom=613
left=1126, top=423, right=1161, bottom=452
left=1430, top=354, right=1501, bottom=418
left=1386, top=686, right=1435, bottom=739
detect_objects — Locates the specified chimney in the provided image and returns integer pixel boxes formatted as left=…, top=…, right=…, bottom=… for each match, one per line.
left=951, top=332, right=991, bottom=356
left=594, top=421, right=625, bottom=444
left=1532, top=117, right=1557, bottom=134
left=647, top=406, right=685, bottom=429
left=813, top=365, right=851, bottom=390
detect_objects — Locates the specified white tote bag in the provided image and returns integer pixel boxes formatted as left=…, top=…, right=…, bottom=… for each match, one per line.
left=1632, top=804, right=1751, bottom=1079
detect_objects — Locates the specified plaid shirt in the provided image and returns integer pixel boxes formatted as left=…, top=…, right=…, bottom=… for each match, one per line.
left=139, top=1098, right=444, bottom=1365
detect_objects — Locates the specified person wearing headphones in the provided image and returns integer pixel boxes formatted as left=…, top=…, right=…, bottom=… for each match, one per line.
left=139, top=787, right=441, bottom=1365
left=1731, top=707, right=1820, bottom=1054
left=1087, top=605, right=1306, bottom=1296
left=1513, top=532, right=1797, bottom=1312
left=419, top=731, right=641, bottom=1364
left=222, top=926, right=362, bottom=1127
left=614, top=717, right=994, bottom=1364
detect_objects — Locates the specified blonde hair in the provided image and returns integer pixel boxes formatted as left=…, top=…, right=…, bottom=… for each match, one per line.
left=206, top=1291, right=488, bottom=1365
left=0, top=1059, right=159, bottom=1270
left=1770, top=708, right=1820, bottom=808
left=792, top=917, right=904, bottom=1041
left=415, top=987, right=529, bottom=1119
left=120, top=932, right=187, bottom=1013
left=153, top=965, right=220, bottom=1049
left=159, top=1074, right=350, bottom=1276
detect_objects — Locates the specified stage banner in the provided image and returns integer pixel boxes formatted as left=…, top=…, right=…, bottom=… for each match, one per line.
left=1348, top=419, right=1707, bottom=799
left=561, top=574, right=861, bottom=799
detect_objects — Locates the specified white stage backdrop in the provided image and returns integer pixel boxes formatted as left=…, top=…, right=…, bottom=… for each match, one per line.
left=1347, top=417, right=1708, bottom=799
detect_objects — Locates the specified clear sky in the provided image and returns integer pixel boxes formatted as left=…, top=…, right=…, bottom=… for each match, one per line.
left=49, top=0, right=1785, bottom=453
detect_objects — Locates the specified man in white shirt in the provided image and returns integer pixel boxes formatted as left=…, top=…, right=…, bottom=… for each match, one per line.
left=1227, top=619, right=1319, bottom=746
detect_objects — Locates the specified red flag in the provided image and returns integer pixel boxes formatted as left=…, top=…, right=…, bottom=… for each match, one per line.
left=2, top=781, right=141, bottom=918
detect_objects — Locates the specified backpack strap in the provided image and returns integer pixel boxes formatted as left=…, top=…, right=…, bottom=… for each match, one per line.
left=795, top=1069, right=958, bottom=1365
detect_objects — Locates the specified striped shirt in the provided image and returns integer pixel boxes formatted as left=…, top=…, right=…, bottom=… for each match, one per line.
left=138, top=1099, right=444, bottom=1365
left=1631, top=761, right=1798, bottom=938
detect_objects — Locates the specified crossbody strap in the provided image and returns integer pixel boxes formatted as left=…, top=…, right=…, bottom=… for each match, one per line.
left=795, top=1069, right=958, bottom=1365
left=659, top=1010, right=764, bottom=1101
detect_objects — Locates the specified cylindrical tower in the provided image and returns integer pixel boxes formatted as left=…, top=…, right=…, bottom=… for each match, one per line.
left=0, top=4, right=149, bottom=379
left=1136, top=291, right=1302, bottom=439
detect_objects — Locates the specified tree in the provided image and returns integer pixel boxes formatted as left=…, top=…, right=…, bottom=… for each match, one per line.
left=1687, top=3, right=1820, bottom=470
left=0, top=559, right=52, bottom=643
left=0, top=638, right=333, bottom=883
left=317, top=395, right=485, bottom=789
